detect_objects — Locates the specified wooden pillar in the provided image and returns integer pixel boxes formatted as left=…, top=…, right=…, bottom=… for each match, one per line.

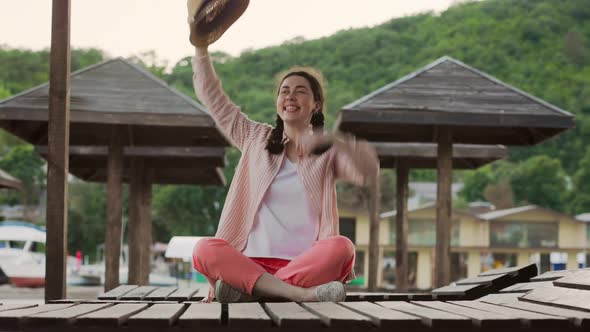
left=395, top=162, right=409, bottom=292
left=45, top=0, right=71, bottom=302
left=128, top=159, right=152, bottom=285
left=104, top=127, right=124, bottom=291
left=435, top=127, right=453, bottom=287
left=367, top=176, right=380, bottom=291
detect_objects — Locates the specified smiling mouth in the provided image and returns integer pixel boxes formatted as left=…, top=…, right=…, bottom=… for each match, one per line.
left=284, top=106, right=300, bottom=112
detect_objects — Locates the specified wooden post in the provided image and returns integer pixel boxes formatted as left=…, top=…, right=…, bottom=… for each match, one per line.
left=140, top=168, right=153, bottom=285
left=395, top=162, right=409, bottom=292
left=435, top=127, right=453, bottom=287
left=128, top=159, right=151, bottom=285
left=45, top=0, right=71, bottom=302
left=367, top=176, right=380, bottom=291
left=104, top=127, right=124, bottom=291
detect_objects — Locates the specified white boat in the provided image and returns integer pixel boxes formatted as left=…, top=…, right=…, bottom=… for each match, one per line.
left=0, top=221, right=47, bottom=288
left=0, top=221, right=79, bottom=288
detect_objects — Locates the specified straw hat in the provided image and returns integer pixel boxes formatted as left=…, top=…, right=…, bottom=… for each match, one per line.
left=188, top=0, right=249, bottom=47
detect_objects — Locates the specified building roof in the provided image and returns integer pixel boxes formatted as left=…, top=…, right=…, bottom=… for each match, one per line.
left=576, top=213, right=590, bottom=222
left=373, top=143, right=507, bottom=169
left=0, top=168, right=22, bottom=190
left=35, top=146, right=227, bottom=186
left=478, top=205, right=582, bottom=222
left=336, top=56, right=575, bottom=145
left=0, top=58, right=227, bottom=147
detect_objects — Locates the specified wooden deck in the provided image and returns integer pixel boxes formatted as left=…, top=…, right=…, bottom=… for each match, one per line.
left=1, top=267, right=589, bottom=332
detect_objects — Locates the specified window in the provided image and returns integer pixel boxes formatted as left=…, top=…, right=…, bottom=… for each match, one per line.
left=8, top=241, right=26, bottom=249
left=381, top=250, right=418, bottom=288
left=339, top=217, right=356, bottom=244
left=398, top=219, right=460, bottom=247
left=490, top=221, right=558, bottom=248
left=31, top=242, right=46, bottom=253
left=450, top=252, right=468, bottom=281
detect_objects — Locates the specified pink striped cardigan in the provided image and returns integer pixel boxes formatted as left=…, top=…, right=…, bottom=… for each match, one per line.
left=191, top=52, right=379, bottom=281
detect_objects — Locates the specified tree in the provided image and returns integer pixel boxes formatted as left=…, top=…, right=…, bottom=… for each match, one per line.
left=67, top=181, right=108, bottom=262
left=510, top=155, right=567, bottom=211
left=568, top=147, right=590, bottom=214
left=460, top=166, right=493, bottom=202
left=0, top=145, right=46, bottom=217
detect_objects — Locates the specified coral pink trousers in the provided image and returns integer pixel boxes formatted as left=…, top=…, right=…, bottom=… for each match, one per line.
left=193, top=236, right=355, bottom=295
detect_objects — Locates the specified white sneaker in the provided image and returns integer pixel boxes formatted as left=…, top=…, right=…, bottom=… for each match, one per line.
left=315, top=281, right=346, bottom=302
left=214, top=280, right=259, bottom=303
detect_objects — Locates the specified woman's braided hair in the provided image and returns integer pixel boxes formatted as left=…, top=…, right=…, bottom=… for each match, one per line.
left=266, top=67, right=326, bottom=154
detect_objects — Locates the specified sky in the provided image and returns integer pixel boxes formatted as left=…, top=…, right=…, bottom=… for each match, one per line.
left=0, top=0, right=458, bottom=66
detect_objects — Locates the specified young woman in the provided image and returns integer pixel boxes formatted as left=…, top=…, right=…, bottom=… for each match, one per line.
left=190, top=43, right=379, bottom=303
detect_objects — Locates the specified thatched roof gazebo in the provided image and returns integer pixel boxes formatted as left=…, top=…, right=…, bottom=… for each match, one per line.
left=0, top=168, right=23, bottom=190
left=373, top=143, right=506, bottom=291
left=0, top=57, right=228, bottom=295
left=336, top=56, right=575, bottom=287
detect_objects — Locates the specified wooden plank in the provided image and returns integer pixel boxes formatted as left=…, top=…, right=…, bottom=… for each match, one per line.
left=530, top=269, right=578, bottom=281
left=227, top=303, right=272, bottom=327
left=477, top=293, right=522, bottom=305
left=177, top=303, right=222, bottom=327
left=520, top=286, right=590, bottom=311
left=450, top=300, right=569, bottom=328
left=501, top=301, right=590, bottom=328
left=127, top=303, right=185, bottom=327
left=456, top=273, right=509, bottom=285
left=413, top=301, right=521, bottom=328
left=45, top=0, right=71, bottom=301
left=301, top=302, right=372, bottom=328
left=432, top=283, right=488, bottom=300
left=23, top=303, right=112, bottom=326
left=367, top=177, right=380, bottom=291
left=0, top=304, right=73, bottom=328
left=553, top=270, right=590, bottom=290
left=348, top=292, right=395, bottom=301
left=377, top=301, right=471, bottom=328
left=263, top=302, right=322, bottom=327
left=144, top=286, right=178, bottom=300
left=0, top=304, right=38, bottom=312
left=478, top=263, right=537, bottom=277
left=395, top=163, right=409, bottom=292
left=434, top=127, right=452, bottom=288
left=104, top=127, right=124, bottom=292
left=76, top=303, right=149, bottom=326
left=119, top=285, right=157, bottom=300
left=500, top=281, right=554, bottom=293
left=340, top=301, right=422, bottom=328
left=192, top=284, right=211, bottom=300
left=98, top=285, right=139, bottom=300
left=170, top=286, right=200, bottom=301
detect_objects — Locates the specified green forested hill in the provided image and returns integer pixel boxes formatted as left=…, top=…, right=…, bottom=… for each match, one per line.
left=1, top=0, right=589, bottom=252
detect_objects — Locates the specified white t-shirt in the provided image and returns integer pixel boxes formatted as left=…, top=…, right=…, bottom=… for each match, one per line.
left=242, top=157, right=320, bottom=260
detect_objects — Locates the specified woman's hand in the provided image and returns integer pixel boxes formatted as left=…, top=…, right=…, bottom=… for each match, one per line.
left=297, top=133, right=335, bottom=157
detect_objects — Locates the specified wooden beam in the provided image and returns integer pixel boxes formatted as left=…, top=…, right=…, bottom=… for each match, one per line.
left=104, top=127, right=124, bottom=291
left=395, top=162, right=409, bottom=292
left=367, top=177, right=380, bottom=291
left=127, top=159, right=151, bottom=285
left=45, top=0, right=71, bottom=302
left=434, top=127, right=453, bottom=287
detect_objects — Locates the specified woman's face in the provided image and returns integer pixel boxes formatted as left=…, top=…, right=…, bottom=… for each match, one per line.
left=276, top=75, right=318, bottom=128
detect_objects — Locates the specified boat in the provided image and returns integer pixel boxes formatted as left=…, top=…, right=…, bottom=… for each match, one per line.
left=0, top=221, right=47, bottom=287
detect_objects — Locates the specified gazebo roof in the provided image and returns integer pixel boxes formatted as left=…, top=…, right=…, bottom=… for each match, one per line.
left=373, top=143, right=506, bottom=169
left=36, top=146, right=226, bottom=186
left=0, top=168, right=22, bottom=190
left=0, top=58, right=227, bottom=147
left=336, top=56, right=575, bottom=145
